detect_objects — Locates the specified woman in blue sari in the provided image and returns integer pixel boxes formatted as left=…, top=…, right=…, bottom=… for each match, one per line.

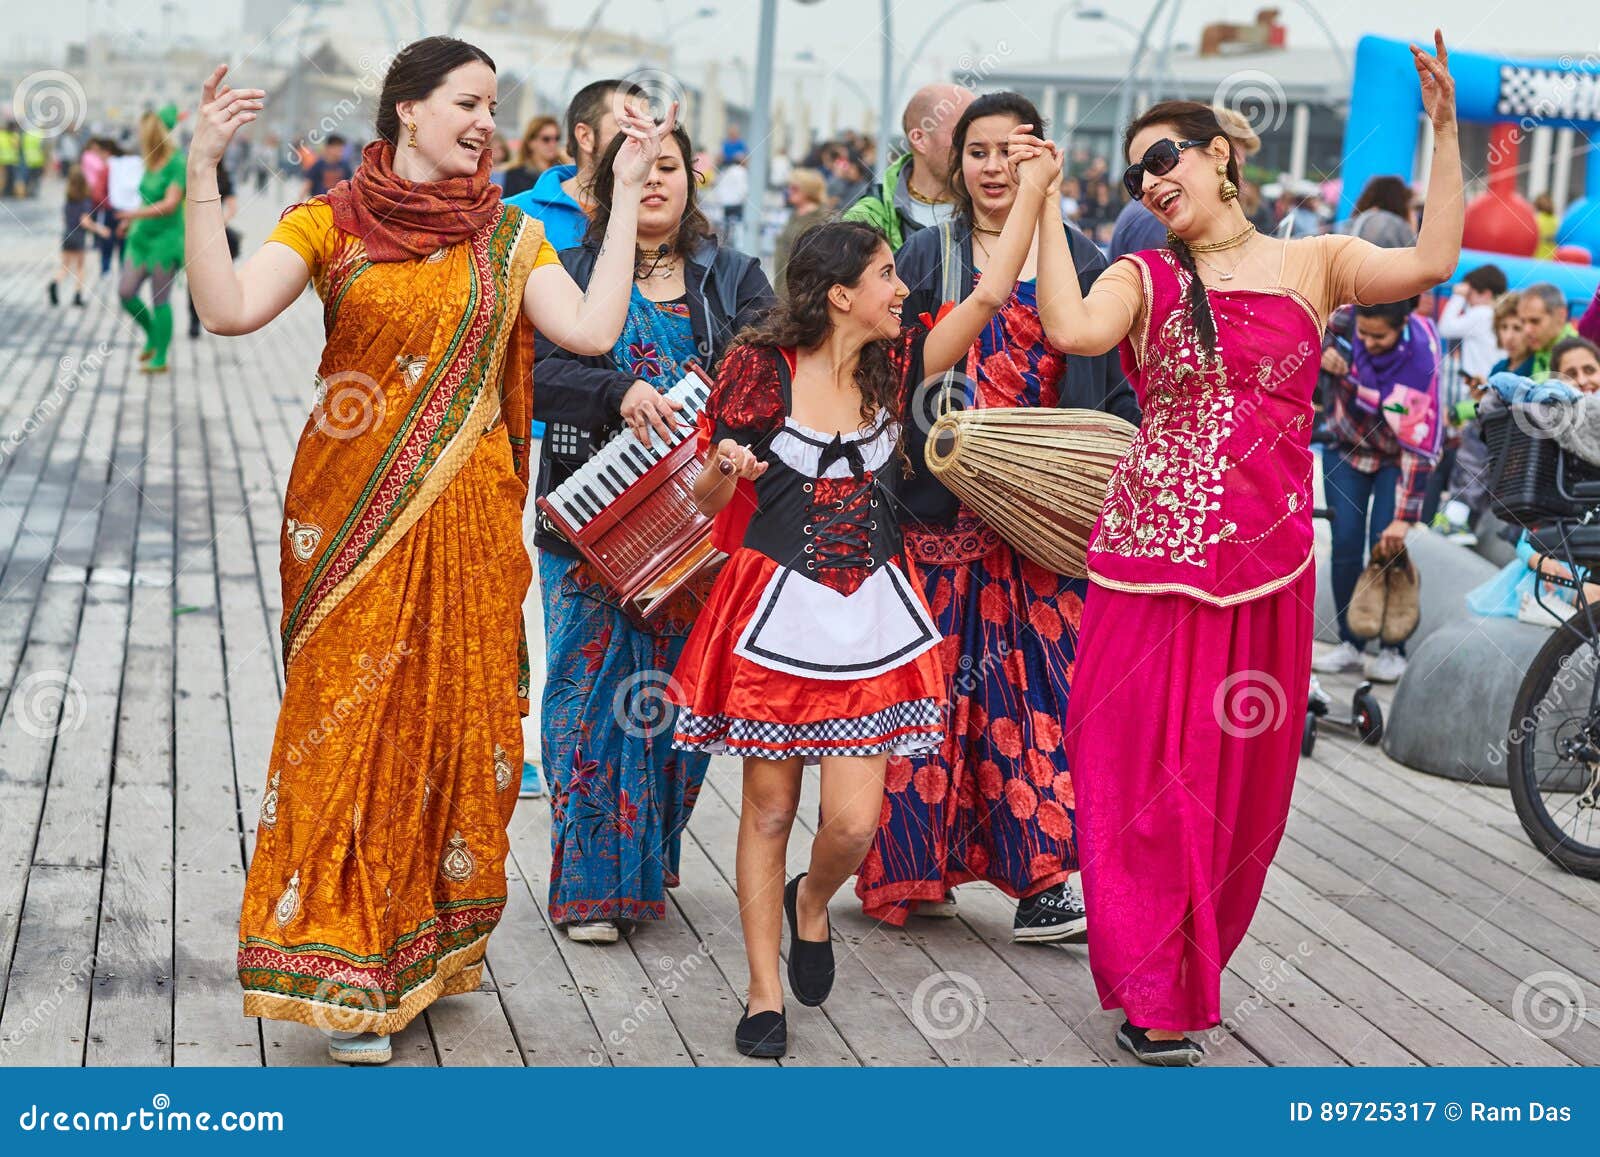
left=532, top=124, right=774, bottom=942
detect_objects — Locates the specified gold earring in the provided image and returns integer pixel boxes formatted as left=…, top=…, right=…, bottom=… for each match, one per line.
left=407, top=122, right=419, bottom=149
left=1217, top=162, right=1239, bottom=203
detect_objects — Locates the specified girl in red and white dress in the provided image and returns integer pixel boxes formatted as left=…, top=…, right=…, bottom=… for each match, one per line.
left=671, top=132, right=1058, bottom=1060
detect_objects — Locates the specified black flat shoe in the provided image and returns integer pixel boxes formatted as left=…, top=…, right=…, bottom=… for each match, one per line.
left=784, top=873, right=835, bottom=1006
left=1116, top=1020, right=1205, bottom=1066
left=735, top=1006, right=786, bottom=1058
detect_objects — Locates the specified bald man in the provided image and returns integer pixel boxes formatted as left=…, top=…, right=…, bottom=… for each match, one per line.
left=843, top=83, right=975, bottom=250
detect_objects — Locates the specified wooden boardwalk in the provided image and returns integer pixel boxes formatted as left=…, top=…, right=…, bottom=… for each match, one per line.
left=1, top=184, right=1597, bottom=1067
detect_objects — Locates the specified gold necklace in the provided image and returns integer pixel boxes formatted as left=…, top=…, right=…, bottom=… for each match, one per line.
left=1190, top=239, right=1253, bottom=282
left=1188, top=222, right=1256, bottom=253
left=634, top=244, right=678, bottom=280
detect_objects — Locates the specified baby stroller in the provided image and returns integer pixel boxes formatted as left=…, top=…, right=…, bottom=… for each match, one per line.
left=1302, top=504, right=1385, bottom=757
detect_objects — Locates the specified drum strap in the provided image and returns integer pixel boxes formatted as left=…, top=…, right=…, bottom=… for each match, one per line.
left=935, top=220, right=965, bottom=417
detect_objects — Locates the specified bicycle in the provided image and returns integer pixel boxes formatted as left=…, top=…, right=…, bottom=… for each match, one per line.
left=1482, top=405, right=1600, bottom=879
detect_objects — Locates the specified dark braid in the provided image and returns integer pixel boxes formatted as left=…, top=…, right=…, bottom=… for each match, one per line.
left=1125, top=99, right=1249, bottom=355
left=1166, top=235, right=1218, bottom=351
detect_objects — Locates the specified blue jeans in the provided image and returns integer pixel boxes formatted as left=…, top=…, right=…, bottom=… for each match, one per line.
left=1324, top=449, right=1404, bottom=654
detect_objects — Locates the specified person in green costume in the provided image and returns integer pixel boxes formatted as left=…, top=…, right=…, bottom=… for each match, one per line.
left=117, top=105, right=186, bottom=373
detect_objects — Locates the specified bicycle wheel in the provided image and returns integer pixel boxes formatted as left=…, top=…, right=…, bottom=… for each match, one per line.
left=1506, top=609, right=1600, bottom=878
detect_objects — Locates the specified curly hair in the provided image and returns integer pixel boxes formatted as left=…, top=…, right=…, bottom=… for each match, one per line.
left=731, top=219, right=903, bottom=436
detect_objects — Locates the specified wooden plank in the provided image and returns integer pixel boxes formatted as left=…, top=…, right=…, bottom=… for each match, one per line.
left=1217, top=965, right=1344, bottom=1066
left=778, top=764, right=1109, bottom=1067
left=0, top=865, right=99, bottom=1064
left=169, top=363, right=259, bottom=1066
left=1262, top=868, right=1568, bottom=1066
left=1300, top=747, right=1600, bottom=956
left=1274, top=819, right=1600, bottom=1066
left=1316, top=736, right=1600, bottom=925
left=1291, top=768, right=1600, bottom=1009
left=481, top=847, right=605, bottom=1066
left=86, top=782, right=174, bottom=1066
left=667, top=835, right=833, bottom=1065
left=427, top=991, right=523, bottom=1067
left=506, top=795, right=694, bottom=1066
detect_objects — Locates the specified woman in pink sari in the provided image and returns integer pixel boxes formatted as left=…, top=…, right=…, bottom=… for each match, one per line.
left=1042, top=34, right=1462, bottom=1064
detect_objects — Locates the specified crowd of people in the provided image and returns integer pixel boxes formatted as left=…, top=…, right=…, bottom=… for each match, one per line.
left=45, top=22, right=1594, bottom=1069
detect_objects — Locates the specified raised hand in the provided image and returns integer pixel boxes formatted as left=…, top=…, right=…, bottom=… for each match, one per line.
left=1008, top=125, right=1058, bottom=197
left=1411, top=29, right=1455, bottom=133
left=612, top=101, right=680, bottom=189
left=192, top=65, right=265, bottom=169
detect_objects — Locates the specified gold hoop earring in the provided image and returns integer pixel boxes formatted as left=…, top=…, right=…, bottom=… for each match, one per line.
left=407, top=122, right=419, bottom=149
left=1217, top=162, right=1239, bottom=203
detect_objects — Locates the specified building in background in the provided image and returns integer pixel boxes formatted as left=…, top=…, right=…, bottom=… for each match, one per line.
left=987, top=42, right=1350, bottom=184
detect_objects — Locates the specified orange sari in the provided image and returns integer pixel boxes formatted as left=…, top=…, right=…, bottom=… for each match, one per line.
left=238, top=199, right=551, bottom=1033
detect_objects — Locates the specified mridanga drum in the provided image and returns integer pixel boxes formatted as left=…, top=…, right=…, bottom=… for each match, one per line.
left=924, top=407, right=1136, bottom=577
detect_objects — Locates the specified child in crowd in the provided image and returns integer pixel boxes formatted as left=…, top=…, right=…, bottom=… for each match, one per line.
left=49, top=165, right=109, bottom=307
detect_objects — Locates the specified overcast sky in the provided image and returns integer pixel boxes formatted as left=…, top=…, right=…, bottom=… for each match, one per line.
left=13, top=0, right=1600, bottom=79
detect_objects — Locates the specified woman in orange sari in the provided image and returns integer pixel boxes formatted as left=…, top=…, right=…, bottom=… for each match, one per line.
left=184, top=37, right=675, bottom=1064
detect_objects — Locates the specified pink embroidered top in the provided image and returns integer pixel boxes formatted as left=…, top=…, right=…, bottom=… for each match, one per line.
left=1083, top=237, right=1375, bottom=607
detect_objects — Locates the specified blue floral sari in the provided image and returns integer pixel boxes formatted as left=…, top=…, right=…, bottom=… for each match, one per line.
left=539, top=290, right=710, bottom=925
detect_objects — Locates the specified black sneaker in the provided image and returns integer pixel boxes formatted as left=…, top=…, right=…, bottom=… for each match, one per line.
left=48, top=282, right=58, bottom=306
left=1012, top=881, right=1088, bottom=944
left=1116, top=1021, right=1205, bottom=1066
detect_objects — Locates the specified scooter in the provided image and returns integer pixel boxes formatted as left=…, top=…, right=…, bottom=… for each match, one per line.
left=1301, top=498, right=1386, bottom=756
left=1302, top=674, right=1383, bottom=757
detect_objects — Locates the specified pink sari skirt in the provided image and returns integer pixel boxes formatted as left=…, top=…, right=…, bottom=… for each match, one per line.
left=1064, top=568, right=1314, bottom=1032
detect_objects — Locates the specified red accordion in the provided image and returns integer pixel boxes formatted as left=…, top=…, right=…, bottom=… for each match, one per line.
left=536, top=364, right=724, bottom=625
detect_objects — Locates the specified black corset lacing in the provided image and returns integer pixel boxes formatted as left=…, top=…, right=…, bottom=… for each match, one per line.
left=805, top=435, right=877, bottom=575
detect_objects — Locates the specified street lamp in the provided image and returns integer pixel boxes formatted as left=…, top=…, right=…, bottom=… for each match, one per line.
left=661, top=5, right=720, bottom=65
left=794, top=49, right=874, bottom=125
left=1075, top=7, right=1144, bottom=42
left=882, top=0, right=1001, bottom=170
left=742, top=0, right=825, bottom=255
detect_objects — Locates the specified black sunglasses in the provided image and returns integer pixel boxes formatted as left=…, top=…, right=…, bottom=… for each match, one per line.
left=1121, top=138, right=1209, bottom=201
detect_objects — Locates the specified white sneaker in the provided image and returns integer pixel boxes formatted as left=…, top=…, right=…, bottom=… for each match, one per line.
left=566, top=920, right=619, bottom=945
left=1311, top=641, right=1365, bottom=674
left=1364, top=647, right=1408, bottom=684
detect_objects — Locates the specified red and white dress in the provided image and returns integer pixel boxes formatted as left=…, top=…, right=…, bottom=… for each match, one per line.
left=670, top=339, right=946, bottom=762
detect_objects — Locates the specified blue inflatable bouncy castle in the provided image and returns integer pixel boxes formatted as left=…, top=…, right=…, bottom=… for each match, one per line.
left=1339, top=35, right=1600, bottom=300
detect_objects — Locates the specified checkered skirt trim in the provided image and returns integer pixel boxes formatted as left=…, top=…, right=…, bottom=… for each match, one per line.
left=673, top=698, right=944, bottom=762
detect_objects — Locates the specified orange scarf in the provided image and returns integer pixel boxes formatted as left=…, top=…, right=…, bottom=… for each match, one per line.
left=324, top=139, right=502, bottom=262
